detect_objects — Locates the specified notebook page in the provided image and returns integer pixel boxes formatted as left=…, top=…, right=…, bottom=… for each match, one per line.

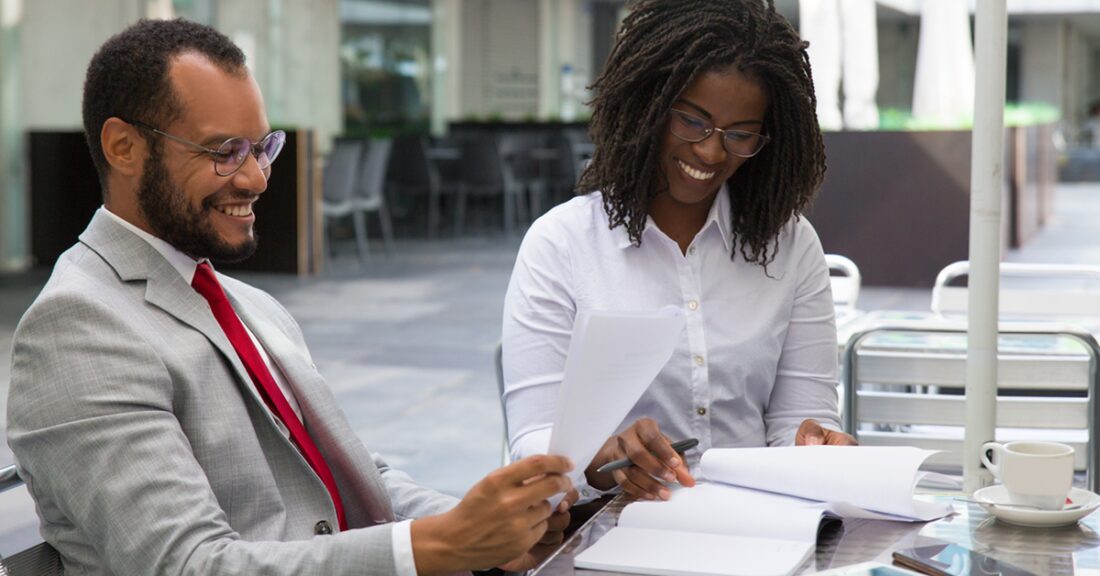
left=700, top=446, right=952, bottom=520
left=574, top=526, right=813, bottom=576
left=617, top=483, right=827, bottom=543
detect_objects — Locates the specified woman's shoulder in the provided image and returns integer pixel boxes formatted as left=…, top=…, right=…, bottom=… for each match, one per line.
left=776, top=213, right=823, bottom=250
left=526, top=191, right=610, bottom=239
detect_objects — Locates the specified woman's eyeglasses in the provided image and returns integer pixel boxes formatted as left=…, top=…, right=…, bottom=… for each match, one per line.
left=127, top=119, right=287, bottom=177
left=668, top=108, right=769, bottom=158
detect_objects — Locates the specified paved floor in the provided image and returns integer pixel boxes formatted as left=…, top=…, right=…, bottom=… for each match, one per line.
left=0, top=183, right=1097, bottom=555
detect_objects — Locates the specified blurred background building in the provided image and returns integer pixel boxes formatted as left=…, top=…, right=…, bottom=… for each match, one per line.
left=5, top=0, right=1100, bottom=272
left=5, top=0, right=1100, bottom=558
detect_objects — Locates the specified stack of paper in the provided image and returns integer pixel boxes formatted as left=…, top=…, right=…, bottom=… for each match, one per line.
left=546, top=307, right=685, bottom=505
left=575, top=446, right=953, bottom=576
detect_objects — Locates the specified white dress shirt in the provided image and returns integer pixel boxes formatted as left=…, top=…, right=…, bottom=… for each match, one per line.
left=501, top=189, right=841, bottom=494
left=101, top=207, right=416, bottom=576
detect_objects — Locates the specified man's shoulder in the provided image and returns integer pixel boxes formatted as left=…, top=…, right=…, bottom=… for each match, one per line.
left=17, top=242, right=136, bottom=332
left=32, top=242, right=124, bottom=305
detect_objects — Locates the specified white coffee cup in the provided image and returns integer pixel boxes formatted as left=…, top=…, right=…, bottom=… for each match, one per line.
left=980, top=441, right=1074, bottom=510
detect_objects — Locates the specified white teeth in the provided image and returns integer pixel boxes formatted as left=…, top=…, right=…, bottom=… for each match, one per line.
left=216, top=205, right=253, bottom=217
left=677, top=159, right=715, bottom=181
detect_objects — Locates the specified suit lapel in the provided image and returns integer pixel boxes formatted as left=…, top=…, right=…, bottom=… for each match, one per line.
left=234, top=299, right=396, bottom=524
left=78, top=211, right=285, bottom=437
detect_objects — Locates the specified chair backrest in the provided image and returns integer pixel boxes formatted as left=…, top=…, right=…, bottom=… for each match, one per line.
left=497, top=132, right=541, bottom=182
left=322, top=140, right=365, bottom=206
left=458, top=135, right=505, bottom=190
left=0, top=465, right=63, bottom=576
left=494, top=341, right=511, bottom=466
left=563, top=127, right=594, bottom=182
left=356, top=138, right=393, bottom=210
left=931, top=260, right=1100, bottom=319
left=842, top=320, right=1100, bottom=490
left=825, top=254, right=862, bottom=310
left=387, top=135, right=436, bottom=194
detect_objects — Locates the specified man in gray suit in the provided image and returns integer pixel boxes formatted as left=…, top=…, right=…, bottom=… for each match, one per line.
left=7, top=19, right=576, bottom=576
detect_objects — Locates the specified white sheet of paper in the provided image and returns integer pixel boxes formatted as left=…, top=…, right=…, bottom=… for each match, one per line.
left=574, top=526, right=813, bottom=576
left=619, top=483, right=828, bottom=543
left=700, top=446, right=953, bottom=521
left=546, top=307, right=685, bottom=499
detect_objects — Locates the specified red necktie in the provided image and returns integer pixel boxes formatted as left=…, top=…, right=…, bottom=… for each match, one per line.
left=192, top=262, right=347, bottom=531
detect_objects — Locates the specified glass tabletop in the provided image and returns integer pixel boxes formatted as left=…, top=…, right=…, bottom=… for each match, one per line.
left=531, top=493, right=1100, bottom=576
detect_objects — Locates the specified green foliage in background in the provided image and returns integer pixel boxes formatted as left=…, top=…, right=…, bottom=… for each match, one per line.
left=874, top=102, right=1060, bottom=131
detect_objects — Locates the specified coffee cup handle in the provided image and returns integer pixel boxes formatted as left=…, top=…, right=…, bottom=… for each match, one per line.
left=981, top=442, right=1004, bottom=480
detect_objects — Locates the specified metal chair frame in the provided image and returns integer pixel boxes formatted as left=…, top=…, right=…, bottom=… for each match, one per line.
left=842, top=320, right=1100, bottom=493
left=932, top=260, right=1100, bottom=318
left=494, top=341, right=511, bottom=466
left=0, top=465, right=62, bottom=575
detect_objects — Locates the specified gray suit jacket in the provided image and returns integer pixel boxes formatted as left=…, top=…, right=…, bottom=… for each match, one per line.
left=7, top=211, right=458, bottom=575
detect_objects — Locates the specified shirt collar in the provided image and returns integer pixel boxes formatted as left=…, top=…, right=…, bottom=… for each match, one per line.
left=100, top=206, right=207, bottom=284
left=614, top=184, right=733, bottom=252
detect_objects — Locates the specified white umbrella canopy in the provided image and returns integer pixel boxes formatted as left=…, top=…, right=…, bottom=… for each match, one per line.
left=799, top=0, right=879, bottom=130
left=840, top=0, right=879, bottom=129
left=913, top=0, right=976, bottom=126
left=800, top=0, right=843, bottom=130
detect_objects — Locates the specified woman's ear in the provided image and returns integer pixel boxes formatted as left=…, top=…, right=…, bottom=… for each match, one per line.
left=100, top=118, right=145, bottom=177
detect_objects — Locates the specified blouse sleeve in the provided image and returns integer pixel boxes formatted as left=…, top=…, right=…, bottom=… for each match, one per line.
left=501, top=216, right=577, bottom=461
left=764, top=222, right=842, bottom=446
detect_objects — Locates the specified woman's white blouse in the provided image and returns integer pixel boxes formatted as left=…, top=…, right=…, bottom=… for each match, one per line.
left=501, top=189, right=841, bottom=481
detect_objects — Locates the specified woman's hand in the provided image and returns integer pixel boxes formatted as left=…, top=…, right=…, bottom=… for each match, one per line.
left=795, top=419, right=857, bottom=446
left=584, top=418, right=695, bottom=500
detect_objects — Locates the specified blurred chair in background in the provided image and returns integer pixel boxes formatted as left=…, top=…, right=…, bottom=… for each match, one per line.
left=388, top=135, right=460, bottom=238
left=497, top=132, right=540, bottom=225
left=454, top=135, right=515, bottom=235
left=932, top=260, right=1100, bottom=323
left=322, top=139, right=368, bottom=263
left=354, top=138, right=395, bottom=257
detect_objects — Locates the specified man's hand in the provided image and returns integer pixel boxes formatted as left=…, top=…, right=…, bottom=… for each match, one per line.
left=410, top=455, right=573, bottom=575
left=498, top=488, right=580, bottom=572
left=795, top=419, right=857, bottom=446
left=584, top=418, right=695, bottom=500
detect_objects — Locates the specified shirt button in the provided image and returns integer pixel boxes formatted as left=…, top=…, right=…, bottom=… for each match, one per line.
left=694, top=355, right=705, bottom=366
left=697, top=407, right=707, bottom=416
left=314, top=520, right=333, bottom=535
left=688, top=246, right=697, bottom=255
left=687, top=300, right=698, bottom=311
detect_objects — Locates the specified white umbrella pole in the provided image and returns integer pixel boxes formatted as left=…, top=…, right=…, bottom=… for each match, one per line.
left=964, top=0, right=1008, bottom=495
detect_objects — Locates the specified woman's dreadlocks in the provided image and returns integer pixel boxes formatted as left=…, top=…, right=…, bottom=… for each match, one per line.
left=577, top=0, right=826, bottom=267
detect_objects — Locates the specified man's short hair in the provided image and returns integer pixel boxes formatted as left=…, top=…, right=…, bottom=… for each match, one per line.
left=82, top=18, right=247, bottom=193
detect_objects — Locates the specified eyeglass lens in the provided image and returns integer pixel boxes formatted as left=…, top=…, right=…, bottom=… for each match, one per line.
left=214, top=131, right=287, bottom=176
left=670, top=110, right=765, bottom=157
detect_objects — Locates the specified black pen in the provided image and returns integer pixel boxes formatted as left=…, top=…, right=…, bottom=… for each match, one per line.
left=595, top=438, right=700, bottom=473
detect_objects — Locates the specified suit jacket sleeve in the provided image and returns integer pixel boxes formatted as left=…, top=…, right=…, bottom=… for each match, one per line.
left=8, top=287, right=404, bottom=576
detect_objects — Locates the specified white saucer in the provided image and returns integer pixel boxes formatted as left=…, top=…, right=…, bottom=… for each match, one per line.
left=972, top=485, right=1100, bottom=527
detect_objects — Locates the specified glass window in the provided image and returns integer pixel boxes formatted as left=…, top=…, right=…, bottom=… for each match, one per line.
left=341, top=0, right=433, bottom=137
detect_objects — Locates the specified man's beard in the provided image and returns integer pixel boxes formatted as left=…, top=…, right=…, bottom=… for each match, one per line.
left=137, top=145, right=258, bottom=263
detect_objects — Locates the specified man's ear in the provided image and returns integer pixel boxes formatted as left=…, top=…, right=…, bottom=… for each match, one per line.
left=101, top=118, right=145, bottom=177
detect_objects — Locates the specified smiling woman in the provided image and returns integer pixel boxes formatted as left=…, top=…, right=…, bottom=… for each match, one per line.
left=501, top=0, right=853, bottom=505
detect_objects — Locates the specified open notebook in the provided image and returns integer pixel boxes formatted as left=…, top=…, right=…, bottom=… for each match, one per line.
left=574, top=446, right=954, bottom=576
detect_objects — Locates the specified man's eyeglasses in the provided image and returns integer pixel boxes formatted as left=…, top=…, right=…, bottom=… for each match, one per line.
left=126, top=120, right=287, bottom=177
left=668, top=108, right=769, bottom=158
